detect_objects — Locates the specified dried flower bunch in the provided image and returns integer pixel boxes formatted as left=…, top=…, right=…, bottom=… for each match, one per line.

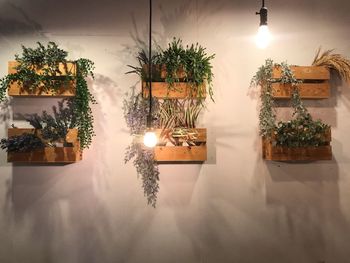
left=312, top=48, right=350, bottom=81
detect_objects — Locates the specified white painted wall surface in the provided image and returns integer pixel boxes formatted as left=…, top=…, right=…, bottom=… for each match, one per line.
left=0, top=0, right=349, bottom=262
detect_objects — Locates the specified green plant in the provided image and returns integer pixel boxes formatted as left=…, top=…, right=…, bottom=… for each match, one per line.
left=0, top=133, right=45, bottom=153
left=123, top=89, right=160, bottom=207
left=0, top=42, right=96, bottom=149
left=128, top=37, right=215, bottom=101
left=24, top=100, right=76, bottom=146
left=252, top=59, right=330, bottom=147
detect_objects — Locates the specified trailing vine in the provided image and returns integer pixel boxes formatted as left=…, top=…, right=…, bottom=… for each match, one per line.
left=0, top=42, right=96, bottom=150
left=128, top=37, right=215, bottom=101
left=123, top=90, right=160, bottom=207
left=252, top=59, right=330, bottom=147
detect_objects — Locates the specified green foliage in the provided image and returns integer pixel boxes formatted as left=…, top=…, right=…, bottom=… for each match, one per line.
left=25, top=100, right=75, bottom=145
left=71, top=58, right=96, bottom=149
left=0, top=42, right=74, bottom=96
left=128, top=37, right=215, bottom=101
left=123, top=89, right=160, bottom=207
left=251, top=59, right=276, bottom=137
left=159, top=99, right=202, bottom=130
left=0, top=133, right=45, bottom=153
left=0, top=42, right=96, bottom=150
left=252, top=59, right=330, bottom=147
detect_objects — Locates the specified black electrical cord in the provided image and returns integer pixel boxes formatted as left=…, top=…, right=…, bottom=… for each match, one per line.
left=147, top=0, right=153, bottom=128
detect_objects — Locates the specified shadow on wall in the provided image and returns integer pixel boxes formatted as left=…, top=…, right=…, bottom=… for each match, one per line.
left=2, top=73, right=126, bottom=262
left=0, top=2, right=46, bottom=49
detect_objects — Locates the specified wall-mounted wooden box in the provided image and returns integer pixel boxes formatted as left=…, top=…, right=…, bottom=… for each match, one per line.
left=271, top=66, right=330, bottom=99
left=142, top=82, right=206, bottom=99
left=154, top=128, right=207, bottom=162
left=7, top=128, right=82, bottom=163
left=8, top=61, right=76, bottom=97
left=262, top=129, right=332, bottom=161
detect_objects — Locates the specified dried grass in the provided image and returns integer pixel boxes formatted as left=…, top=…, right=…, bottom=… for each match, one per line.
left=312, top=48, right=350, bottom=81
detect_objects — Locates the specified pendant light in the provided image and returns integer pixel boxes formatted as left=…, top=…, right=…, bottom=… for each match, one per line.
left=143, top=0, right=157, bottom=148
left=255, top=0, right=271, bottom=49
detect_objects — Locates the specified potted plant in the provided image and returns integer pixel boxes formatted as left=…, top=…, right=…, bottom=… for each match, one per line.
left=0, top=42, right=96, bottom=160
left=124, top=38, right=215, bottom=206
left=252, top=59, right=332, bottom=161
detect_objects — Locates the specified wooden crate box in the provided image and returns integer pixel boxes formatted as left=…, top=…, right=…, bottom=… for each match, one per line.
left=8, top=61, right=76, bottom=97
left=262, top=129, right=332, bottom=161
left=271, top=66, right=330, bottom=99
left=154, top=128, right=207, bottom=162
left=7, top=128, right=82, bottom=163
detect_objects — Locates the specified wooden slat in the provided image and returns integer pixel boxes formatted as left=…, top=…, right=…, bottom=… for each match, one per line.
left=262, top=139, right=332, bottom=161
left=272, top=66, right=330, bottom=80
left=155, top=128, right=206, bottom=142
left=7, top=128, right=81, bottom=163
left=154, top=145, right=207, bottom=162
left=142, top=82, right=206, bottom=99
left=271, top=82, right=330, bottom=99
left=142, top=64, right=186, bottom=79
left=8, top=81, right=76, bottom=97
left=8, top=61, right=76, bottom=97
left=8, top=61, right=76, bottom=75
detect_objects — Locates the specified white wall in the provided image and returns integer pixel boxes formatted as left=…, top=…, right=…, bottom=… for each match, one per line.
left=0, top=0, right=350, bottom=262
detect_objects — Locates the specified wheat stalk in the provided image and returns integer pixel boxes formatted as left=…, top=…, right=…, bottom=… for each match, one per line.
left=312, top=48, right=350, bottom=81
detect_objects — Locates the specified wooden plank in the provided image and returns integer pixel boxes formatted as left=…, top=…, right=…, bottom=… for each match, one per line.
left=142, top=64, right=186, bottom=79
left=155, top=128, right=206, bottom=142
left=8, top=80, right=76, bottom=97
left=271, top=82, right=330, bottom=99
left=8, top=61, right=76, bottom=76
left=272, top=66, right=330, bottom=80
left=262, top=139, right=332, bottom=161
left=142, top=82, right=206, bottom=99
left=8, top=61, right=76, bottom=97
left=154, top=145, right=207, bottom=162
left=7, top=128, right=81, bottom=163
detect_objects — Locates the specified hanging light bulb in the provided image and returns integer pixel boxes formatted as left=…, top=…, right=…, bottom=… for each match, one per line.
left=143, top=131, right=157, bottom=148
left=256, top=25, right=271, bottom=49
left=255, top=0, right=271, bottom=49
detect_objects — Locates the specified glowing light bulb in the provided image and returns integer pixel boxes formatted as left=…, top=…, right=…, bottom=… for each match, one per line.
left=143, top=131, right=157, bottom=148
left=256, top=25, right=271, bottom=49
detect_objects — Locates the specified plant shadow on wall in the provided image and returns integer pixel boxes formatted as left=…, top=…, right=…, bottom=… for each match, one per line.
left=249, top=50, right=350, bottom=260
left=0, top=2, right=46, bottom=48
left=0, top=43, right=121, bottom=262
left=124, top=38, right=215, bottom=207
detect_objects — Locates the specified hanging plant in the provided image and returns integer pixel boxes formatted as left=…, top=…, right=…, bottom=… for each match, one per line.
left=128, top=37, right=215, bottom=101
left=0, top=42, right=96, bottom=150
left=251, top=59, right=330, bottom=147
left=123, top=90, right=160, bottom=207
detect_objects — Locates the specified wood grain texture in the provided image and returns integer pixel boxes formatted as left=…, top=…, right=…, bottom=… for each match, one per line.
left=272, top=66, right=330, bottom=80
left=271, top=66, right=330, bottom=99
left=154, top=145, right=207, bottom=162
left=262, top=129, right=332, bottom=161
left=7, top=128, right=82, bottom=163
left=8, top=61, right=76, bottom=97
left=271, top=82, right=330, bottom=99
left=142, top=82, right=206, bottom=99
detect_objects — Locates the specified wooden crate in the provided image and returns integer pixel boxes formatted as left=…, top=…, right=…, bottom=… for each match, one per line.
left=142, top=82, right=206, bottom=99
left=8, top=61, right=76, bottom=97
left=7, top=128, right=82, bottom=163
left=154, top=128, right=207, bottom=162
left=142, top=64, right=186, bottom=79
left=271, top=66, right=330, bottom=99
left=262, top=129, right=332, bottom=161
